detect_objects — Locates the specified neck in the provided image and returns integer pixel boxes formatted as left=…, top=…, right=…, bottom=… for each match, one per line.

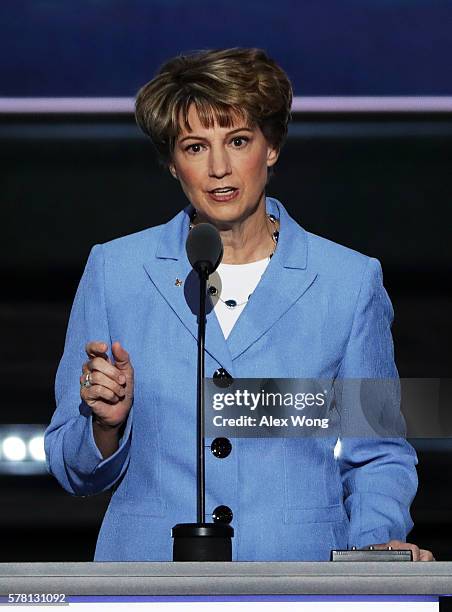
left=192, top=198, right=277, bottom=265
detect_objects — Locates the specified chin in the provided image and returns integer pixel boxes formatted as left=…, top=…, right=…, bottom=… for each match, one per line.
left=196, top=201, right=238, bottom=220
left=208, top=208, right=249, bottom=226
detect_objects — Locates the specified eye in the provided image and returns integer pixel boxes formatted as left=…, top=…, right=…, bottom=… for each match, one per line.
left=185, top=143, right=205, bottom=154
left=231, top=136, right=249, bottom=148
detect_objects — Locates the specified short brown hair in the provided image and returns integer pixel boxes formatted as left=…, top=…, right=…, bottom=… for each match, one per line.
left=135, top=47, right=293, bottom=166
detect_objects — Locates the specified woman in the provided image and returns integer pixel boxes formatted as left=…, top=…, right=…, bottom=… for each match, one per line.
left=45, top=48, right=433, bottom=561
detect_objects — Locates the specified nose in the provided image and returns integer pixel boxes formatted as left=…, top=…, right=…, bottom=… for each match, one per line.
left=208, top=145, right=232, bottom=179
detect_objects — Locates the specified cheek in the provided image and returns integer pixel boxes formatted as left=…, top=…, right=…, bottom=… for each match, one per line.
left=240, top=151, right=269, bottom=183
left=178, top=166, right=203, bottom=192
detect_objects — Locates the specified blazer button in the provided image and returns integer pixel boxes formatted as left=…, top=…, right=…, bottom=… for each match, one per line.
left=213, top=368, right=233, bottom=388
left=210, top=437, right=232, bottom=459
left=212, top=505, right=233, bottom=524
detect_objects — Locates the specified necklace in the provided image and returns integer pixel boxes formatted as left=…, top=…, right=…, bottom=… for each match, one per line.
left=189, top=211, right=279, bottom=309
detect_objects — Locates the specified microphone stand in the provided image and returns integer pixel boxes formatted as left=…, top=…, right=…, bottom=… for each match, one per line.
left=172, top=262, right=233, bottom=561
left=197, top=263, right=207, bottom=524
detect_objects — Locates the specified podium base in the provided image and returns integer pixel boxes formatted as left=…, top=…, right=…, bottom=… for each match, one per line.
left=172, top=523, right=234, bottom=561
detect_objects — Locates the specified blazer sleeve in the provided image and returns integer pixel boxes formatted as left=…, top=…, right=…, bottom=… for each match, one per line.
left=336, top=257, right=418, bottom=548
left=44, top=244, right=132, bottom=496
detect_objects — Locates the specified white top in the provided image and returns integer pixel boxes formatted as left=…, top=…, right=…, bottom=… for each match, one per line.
left=208, top=257, right=270, bottom=339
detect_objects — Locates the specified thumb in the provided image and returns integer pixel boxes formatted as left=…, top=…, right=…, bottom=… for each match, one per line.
left=112, top=341, right=132, bottom=371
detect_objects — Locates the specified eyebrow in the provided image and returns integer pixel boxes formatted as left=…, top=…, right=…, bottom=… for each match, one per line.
left=178, top=127, right=254, bottom=144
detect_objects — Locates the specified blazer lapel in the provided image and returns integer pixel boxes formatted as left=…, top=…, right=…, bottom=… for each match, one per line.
left=143, top=206, right=233, bottom=373
left=143, top=198, right=317, bottom=369
left=226, top=198, right=318, bottom=361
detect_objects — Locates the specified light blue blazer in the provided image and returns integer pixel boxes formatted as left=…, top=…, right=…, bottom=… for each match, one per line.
left=45, top=197, right=418, bottom=561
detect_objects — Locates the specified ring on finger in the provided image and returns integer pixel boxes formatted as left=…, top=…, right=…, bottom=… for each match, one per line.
left=81, top=371, right=92, bottom=389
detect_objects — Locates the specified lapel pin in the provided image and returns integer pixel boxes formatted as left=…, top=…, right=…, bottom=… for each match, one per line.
left=175, top=278, right=183, bottom=287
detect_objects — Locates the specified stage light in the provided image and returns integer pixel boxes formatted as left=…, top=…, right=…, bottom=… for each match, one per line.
left=2, top=436, right=27, bottom=461
left=28, top=436, right=46, bottom=461
left=0, top=425, right=48, bottom=474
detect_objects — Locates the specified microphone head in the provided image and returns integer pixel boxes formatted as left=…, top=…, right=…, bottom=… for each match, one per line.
left=186, top=222, right=223, bottom=276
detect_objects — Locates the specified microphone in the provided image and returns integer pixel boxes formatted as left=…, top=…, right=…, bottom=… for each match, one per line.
left=186, top=222, right=223, bottom=277
left=172, top=220, right=233, bottom=561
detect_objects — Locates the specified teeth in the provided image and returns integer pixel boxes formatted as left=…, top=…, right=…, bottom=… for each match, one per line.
left=212, top=188, right=234, bottom=193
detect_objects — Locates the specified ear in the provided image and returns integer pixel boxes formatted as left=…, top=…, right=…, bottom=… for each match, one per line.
left=168, top=162, right=178, bottom=180
left=266, top=145, right=279, bottom=168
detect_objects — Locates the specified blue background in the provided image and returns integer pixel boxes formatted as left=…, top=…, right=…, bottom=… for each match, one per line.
left=1, top=0, right=452, bottom=96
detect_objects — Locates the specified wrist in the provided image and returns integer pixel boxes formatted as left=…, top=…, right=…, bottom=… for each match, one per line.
left=92, top=416, right=125, bottom=432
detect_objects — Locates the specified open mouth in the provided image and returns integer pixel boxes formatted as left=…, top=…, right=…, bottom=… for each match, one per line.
left=208, top=187, right=237, bottom=194
left=207, top=187, right=240, bottom=202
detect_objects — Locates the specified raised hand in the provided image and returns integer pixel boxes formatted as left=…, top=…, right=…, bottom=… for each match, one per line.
left=80, top=341, right=134, bottom=430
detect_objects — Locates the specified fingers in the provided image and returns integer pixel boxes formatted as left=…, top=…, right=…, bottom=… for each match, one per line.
left=81, top=341, right=133, bottom=409
left=85, top=357, right=126, bottom=385
left=85, top=341, right=109, bottom=359
left=384, top=540, right=419, bottom=561
left=407, top=544, right=420, bottom=561
left=84, top=341, right=133, bottom=374
left=111, top=341, right=132, bottom=371
left=386, top=540, right=435, bottom=561
left=80, top=369, right=125, bottom=404
left=83, top=370, right=126, bottom=399
left=82, top=382, right=121, bottom=404
left=420, top=549, right=436, bottom=561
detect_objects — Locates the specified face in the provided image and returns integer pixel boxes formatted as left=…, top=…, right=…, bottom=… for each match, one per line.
left=169, top=104, right=279, bottom=227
